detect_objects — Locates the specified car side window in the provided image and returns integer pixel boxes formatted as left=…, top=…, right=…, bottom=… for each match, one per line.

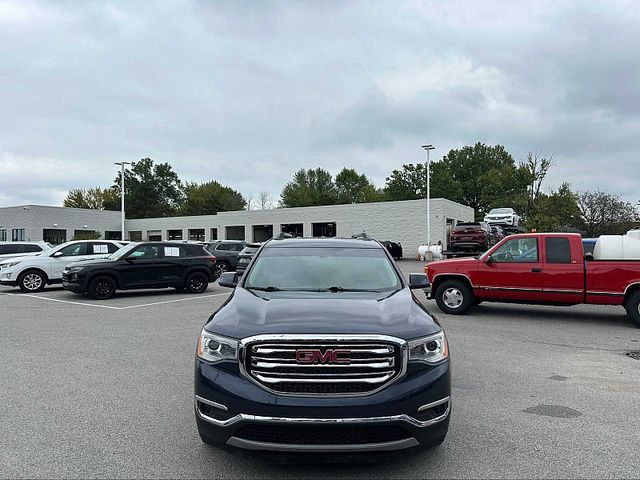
left=23, top=245, right=43, bottom=253
left=128, top=245, right=161, bottom=259
left=229, top=243, right=244, bottom=252
left=216, top=243, right=230, bottom=251
left=58, top=243, right=87, bottom=257
left=106, top=243, right=120, bottom=254
left=545, top=237, right=571, bottom=263
left=491, top=238, right=538, bottom=263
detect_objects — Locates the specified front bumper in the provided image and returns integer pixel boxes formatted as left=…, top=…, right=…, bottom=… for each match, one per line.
left=195, top=359, right=451, bottom=452
left=0, top=279, right=17, bottom=287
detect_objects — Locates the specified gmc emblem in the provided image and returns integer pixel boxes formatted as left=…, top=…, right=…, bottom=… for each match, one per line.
left=295, top=348, right=351, bottom=364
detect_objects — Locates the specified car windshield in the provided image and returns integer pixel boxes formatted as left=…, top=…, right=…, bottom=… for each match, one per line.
left=491, top=208, right=512, bottom=214
left=244, top=247, right=401, bottom=292
left=108, top=242, right=138, bottom=260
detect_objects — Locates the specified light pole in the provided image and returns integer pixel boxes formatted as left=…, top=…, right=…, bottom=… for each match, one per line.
left=114, top=162, right=132, bottom=241
left=421, top=144, right=435, bottom=259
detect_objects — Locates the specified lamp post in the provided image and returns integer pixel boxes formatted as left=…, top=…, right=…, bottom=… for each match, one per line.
left=114, top=162, right=131, bottom=241
left=421, top=144, right=435, bottom=260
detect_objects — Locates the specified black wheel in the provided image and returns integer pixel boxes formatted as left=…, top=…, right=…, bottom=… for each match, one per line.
left=18, top=270, right=46, bottom=292
left=185, top=272, right=209, bottom=294
left=88, top=276, right=117, bottom=300
left=434, top=279, right=474, bottom=314
left=214, top=261, right=229, bottom=278
left=625, top=290, right=640, bottom=327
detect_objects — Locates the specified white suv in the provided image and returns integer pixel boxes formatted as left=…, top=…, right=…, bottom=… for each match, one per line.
left=0, top=241, right=53, bottom=261
left=483, top=208, right=521, bottom=227
left=0, top=240, right=124, bottom=292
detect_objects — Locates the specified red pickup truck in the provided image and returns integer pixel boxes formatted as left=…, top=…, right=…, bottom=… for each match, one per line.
left=425, top=233, right=640, bottom=326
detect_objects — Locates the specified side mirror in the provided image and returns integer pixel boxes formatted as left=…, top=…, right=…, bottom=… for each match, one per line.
left=52, top=251, right=64, bottom=257
left=485, top=255, right=494, bottom=264
left=125, top=256, right=135, bottom=263
left=408, top=273, right=430, bottom=290
left=218, top=271, right=238, bottom=288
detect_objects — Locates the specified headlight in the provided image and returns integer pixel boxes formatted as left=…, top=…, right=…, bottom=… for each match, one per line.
left=196, top=330, right=238, bottom=363
left=2, top=261, right=22, bottom=268
left=408, top=331, right=449, bottom=364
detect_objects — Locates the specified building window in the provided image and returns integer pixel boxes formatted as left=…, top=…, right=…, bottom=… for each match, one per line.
left=73, top=230, right=101, bottom=240
left=0, top=229, right=6, bottom=241
left=253, top=225, right=273, bottom=242
left=281, top=223, right=303, bottom=237
left=225, top=226, right=245, bottom=241
left=312, top=222, right=336, bottom=237
left=147, top=230, right=162, bottom=241
left=104, top=231, right=122, bottom=241
left=43, top=229, right=67, bottom=245
left=167, top=229, right=183, bottom=240
left=189, top=229, right=205, bottom=241
left=210, top=228, right=218, bottom=241
left=129, top=231, right=143, bottom=242
left=12, top=228, right=25, bottom=241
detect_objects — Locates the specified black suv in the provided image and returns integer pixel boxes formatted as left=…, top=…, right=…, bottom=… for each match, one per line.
left=194, top=237, right=451, bottom=453
left=62, top=242, right=217, bottom=299
left=205, top=241, right=246, bottom=277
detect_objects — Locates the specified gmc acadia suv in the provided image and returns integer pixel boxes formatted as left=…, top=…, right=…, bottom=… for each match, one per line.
left=194, top=236, right=451, bottom=453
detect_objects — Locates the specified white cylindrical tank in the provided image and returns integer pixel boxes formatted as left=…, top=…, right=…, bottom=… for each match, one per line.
left=417, top=245, right=443, bottom=261
left=593, top=230, right=640, bottom=260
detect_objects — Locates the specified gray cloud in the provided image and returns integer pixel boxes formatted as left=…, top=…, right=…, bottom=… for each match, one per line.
left=0, top=0, right=639, bottom=209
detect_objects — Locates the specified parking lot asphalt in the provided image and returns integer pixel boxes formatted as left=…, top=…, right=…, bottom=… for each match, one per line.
left=1, top=261, right=639, bottom=479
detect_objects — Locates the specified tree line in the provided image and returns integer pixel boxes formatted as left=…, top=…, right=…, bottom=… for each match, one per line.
left=63, top=145, right=639, bottom=236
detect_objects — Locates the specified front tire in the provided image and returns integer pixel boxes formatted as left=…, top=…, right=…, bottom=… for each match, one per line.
left=88, top=276, right=117, bottom=300
left=18, top=270, right=47, bottom=292
left=625, top=290, right=640, bottom=327
left=185, top=272, right=209, bottom=294
left=434, top=280, right=474, bottom=314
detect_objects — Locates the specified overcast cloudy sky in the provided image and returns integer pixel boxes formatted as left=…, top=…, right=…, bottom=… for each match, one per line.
left=1, top=0, right=639, bottom=207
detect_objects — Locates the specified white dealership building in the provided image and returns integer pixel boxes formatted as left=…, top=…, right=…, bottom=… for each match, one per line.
left=0, top=199, right=474, bottom=258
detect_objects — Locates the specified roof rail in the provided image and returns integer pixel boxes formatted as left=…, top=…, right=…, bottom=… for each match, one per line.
left=351, top=232, right=371, bottom=240
left=274, top=232, right=294, bottom=240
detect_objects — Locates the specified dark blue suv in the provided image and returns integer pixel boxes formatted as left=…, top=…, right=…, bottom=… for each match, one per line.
left=194, top=237, right=451, bottom=453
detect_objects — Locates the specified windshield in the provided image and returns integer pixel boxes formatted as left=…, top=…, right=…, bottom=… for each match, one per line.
left=244, top=247, right=402, bottom=292
left=490, top=208, right=512, bottom=214
left=108, top=242, right=139, bottom=260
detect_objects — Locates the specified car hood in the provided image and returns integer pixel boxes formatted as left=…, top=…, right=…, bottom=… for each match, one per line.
left=427, top=257, right=481, bottom=275
left=205, top=287, right=441, bottom=340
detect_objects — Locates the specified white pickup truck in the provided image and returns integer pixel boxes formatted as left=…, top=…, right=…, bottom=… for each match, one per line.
left=0, top=240, right=124, bottom=292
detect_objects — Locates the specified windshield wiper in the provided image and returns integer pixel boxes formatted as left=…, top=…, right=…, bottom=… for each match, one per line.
left=322, top=286, right=387, bottom=293
left=245, top=286, right=283, bottom=292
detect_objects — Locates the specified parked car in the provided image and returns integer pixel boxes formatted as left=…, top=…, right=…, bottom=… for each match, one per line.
left=0, top=241, right=53, bottom=261
left=490, top=225, right=506, bottom=245
left=449, top=222, right=492, bottom=252
left=235, top=242, right=262, bottom=276
left=62, top=242, right=217, bottom=299
left=483, top=208, right=521, bottom=226
left=195, top=236, right=450, bottom=452
left=380, top=240, right=403, bottom=260
left=0, top=240, right=124, bottom=292
left=205, top=240, right=246, bottom=276
left=425, top=233, right=640, bottom=327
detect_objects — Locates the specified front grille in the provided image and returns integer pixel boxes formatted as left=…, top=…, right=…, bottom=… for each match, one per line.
left=244, top=339, right=404, bottom=396
left=234, top=423, right=411, bottom=445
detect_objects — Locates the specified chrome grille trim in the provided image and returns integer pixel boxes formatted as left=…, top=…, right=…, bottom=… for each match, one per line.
left=239, top=334, right=408, bottom=397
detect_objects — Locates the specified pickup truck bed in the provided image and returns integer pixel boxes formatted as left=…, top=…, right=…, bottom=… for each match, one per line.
left=425, top=233, right=640, bottom=327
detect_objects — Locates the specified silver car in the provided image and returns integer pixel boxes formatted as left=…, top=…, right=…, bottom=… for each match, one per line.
left=483, top=208, right=521, bottom=226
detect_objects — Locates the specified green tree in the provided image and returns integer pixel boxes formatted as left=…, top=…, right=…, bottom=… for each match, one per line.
left=525, top=183, right=582, bottom=232
left=440, top=143, right=527, bottom=219
left=113, top=158, right=184, bottom=219
left=334, top=168, right=381, bottom=204
left=178, top=181, right=246, bottom=216
left=577, top=190, right=639, bottom=236
left=71, top=230, right=102, bottom=240
left=280, top=168, right=337, bottom=207
left=63, top=187, right=119, bottom=210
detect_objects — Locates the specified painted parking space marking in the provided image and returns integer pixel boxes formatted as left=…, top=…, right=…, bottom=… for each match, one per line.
left=0, top=291, right=230, bottom=310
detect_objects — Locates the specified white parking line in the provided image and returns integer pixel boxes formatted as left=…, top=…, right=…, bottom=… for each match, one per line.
left=0, top=291, right=230, bottom=310
left=118, top=292, right=230, bottom=310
